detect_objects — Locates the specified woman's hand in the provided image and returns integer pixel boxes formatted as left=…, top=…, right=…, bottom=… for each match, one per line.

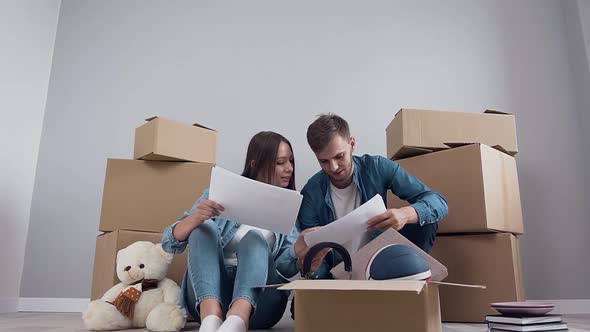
left=192, top=199, right=225, bottom=224
left=173, top=200, right=224, bottom=241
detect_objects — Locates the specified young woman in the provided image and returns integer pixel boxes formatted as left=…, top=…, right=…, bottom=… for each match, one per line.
left=161, top=131, right=299, bottom=332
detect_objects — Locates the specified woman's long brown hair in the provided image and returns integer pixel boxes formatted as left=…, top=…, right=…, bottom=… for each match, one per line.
left=241, top=131, right=296, bottom=190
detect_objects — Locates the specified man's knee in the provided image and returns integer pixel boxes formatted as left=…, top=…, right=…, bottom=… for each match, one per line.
left=400, top=222, right=438, bottom=253
left=420, top=223, right=438, bottom=253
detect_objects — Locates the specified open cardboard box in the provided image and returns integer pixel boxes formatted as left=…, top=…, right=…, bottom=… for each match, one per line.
left=281, top=280, right=441, bottom=332
left=276, top=229, right=483, bottom=332
left=280, top=279, right=484, bottom=332
left=134, top=116, right=217, bottom=163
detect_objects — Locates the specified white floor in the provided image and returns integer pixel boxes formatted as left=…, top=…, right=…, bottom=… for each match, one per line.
left=2, top=312, right=590, bottom=332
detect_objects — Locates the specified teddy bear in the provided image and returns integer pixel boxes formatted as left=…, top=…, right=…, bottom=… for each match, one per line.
left=83, top=241, right=186, bottom=331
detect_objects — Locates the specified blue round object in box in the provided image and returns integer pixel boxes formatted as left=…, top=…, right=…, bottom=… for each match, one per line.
left=366, top=244, right=432, bottom=280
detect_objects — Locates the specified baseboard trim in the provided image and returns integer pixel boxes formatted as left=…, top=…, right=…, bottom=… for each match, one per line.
left=0, top=298, right=19, bottom=313
left=11, top=298, right=590, bottom=315
left=18, top=297, right=89, bottom=313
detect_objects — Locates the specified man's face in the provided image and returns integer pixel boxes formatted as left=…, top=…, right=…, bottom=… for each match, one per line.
left=315, top=134, right=355, bottom=189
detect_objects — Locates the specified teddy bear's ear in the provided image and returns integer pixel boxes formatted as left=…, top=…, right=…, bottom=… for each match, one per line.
left=156, top=243, right=173, bottom=264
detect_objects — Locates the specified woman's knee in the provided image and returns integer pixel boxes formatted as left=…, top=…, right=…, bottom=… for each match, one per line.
left=187, top=220, right=219, bottom=244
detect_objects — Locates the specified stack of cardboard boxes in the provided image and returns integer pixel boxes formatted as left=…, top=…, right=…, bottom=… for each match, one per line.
left=386, top=109, right=525, bottom=322
left=90, top=117, right=216, bottom=300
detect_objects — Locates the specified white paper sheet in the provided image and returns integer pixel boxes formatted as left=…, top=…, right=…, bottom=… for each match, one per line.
left=208, top=166, right=303, bottom=234
left=303, top=194, right=386, bottom=247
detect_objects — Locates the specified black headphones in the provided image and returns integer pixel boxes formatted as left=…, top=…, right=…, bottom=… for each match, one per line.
left=302, top=242, right=353, bottom=279
left=291, top=242, right=353, bottom=320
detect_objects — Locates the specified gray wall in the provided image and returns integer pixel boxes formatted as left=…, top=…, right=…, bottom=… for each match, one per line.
left=564, top=0, right=590, bottom=184
left=580, top=0, right=590, bottom=61
left=0, top=0, right=60, bottom=311
left=561, top=1, right=590, bottom=304
left=22, top=0, right=590, bottom=300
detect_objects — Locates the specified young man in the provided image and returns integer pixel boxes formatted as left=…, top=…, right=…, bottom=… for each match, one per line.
left=293, top=114, right=448, bottom=278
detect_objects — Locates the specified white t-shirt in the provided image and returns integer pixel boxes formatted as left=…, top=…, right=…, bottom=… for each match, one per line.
left=330, top=182, right=371, bottom=254
left=223, top=224, right=275, bottom=267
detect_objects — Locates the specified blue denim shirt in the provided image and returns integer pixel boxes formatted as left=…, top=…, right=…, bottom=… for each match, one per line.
left=291, top=154, right=449, bottom=277
left=161, top=189, right=299, bottom=308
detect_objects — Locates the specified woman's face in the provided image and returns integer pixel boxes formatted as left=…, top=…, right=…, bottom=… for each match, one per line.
left=272, top=141, right=294, bottom=188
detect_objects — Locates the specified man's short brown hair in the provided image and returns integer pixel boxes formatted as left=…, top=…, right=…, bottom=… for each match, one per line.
left=306, top=113, right=350, bottom=153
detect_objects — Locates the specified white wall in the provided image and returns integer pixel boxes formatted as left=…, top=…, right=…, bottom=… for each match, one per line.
left=0, top=0, right=61, bottom=312
left=20, top=0, right=590, bottom=301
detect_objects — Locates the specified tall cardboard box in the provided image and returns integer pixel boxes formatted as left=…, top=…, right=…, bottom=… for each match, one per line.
left=429, top=233, right=525, bottom=322
left=387, top=144, right=524, bottom=234
left=91, top=230, right=188, bottom=300
left=386, top=109, right=518, bottom=160
left=134, top=116, right=217, bottom=163
left=100, top=159, right=213, bottom=233
left=281, top=280, right=442, bottom=332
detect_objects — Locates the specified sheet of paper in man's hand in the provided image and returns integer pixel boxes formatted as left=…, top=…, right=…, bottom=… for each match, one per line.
left=208, top=166, right=303, bottom=234
left=303, top=194, right=386, bottom=247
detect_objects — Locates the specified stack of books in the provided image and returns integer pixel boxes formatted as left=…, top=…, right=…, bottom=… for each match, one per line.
left=486, top=315, right=568, bottom=331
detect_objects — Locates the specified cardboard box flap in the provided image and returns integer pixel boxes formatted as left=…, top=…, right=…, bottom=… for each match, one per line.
left=392, top=146, right=434, bottom=160
left=484, top=109, right=513, bottom=115
left=443, top=142, right=478, bottom=149
left=397, top=108, right=512, bottom=116
left=490, top=144, right=515, bottom=156
left=443, top=142, right=514, bottom=156
left=393, top=108, right=404, bottom=117
left=98, top=229, right=162, bottom=237
left=143, top=116, right=217, bottom=132
left=430, top=281, right=486, bottom=289
left=192, top=122, right=217, bottom=131
left=279, top=279, right=427, bottom=293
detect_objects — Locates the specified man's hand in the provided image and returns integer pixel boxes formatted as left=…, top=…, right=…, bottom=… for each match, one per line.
left=295, top=227, right=330, bottom=274
left=366, top=206, right=418, bottom=231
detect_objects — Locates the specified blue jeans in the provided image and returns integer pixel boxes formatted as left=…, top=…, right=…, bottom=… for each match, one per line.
left=184, top=221, right=289, bottom=329
left=399, top=222, right=438, bottom=253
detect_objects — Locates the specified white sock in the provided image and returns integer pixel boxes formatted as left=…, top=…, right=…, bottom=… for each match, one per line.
left=217, top=315, right=247, bottom=332
left=199, top=315, right=223, bottom=332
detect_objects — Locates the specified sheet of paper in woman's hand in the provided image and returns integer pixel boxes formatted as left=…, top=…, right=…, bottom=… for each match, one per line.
left=208, top=166, right=303, bottom=234
left=303, top=194, right=386, bottom=247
